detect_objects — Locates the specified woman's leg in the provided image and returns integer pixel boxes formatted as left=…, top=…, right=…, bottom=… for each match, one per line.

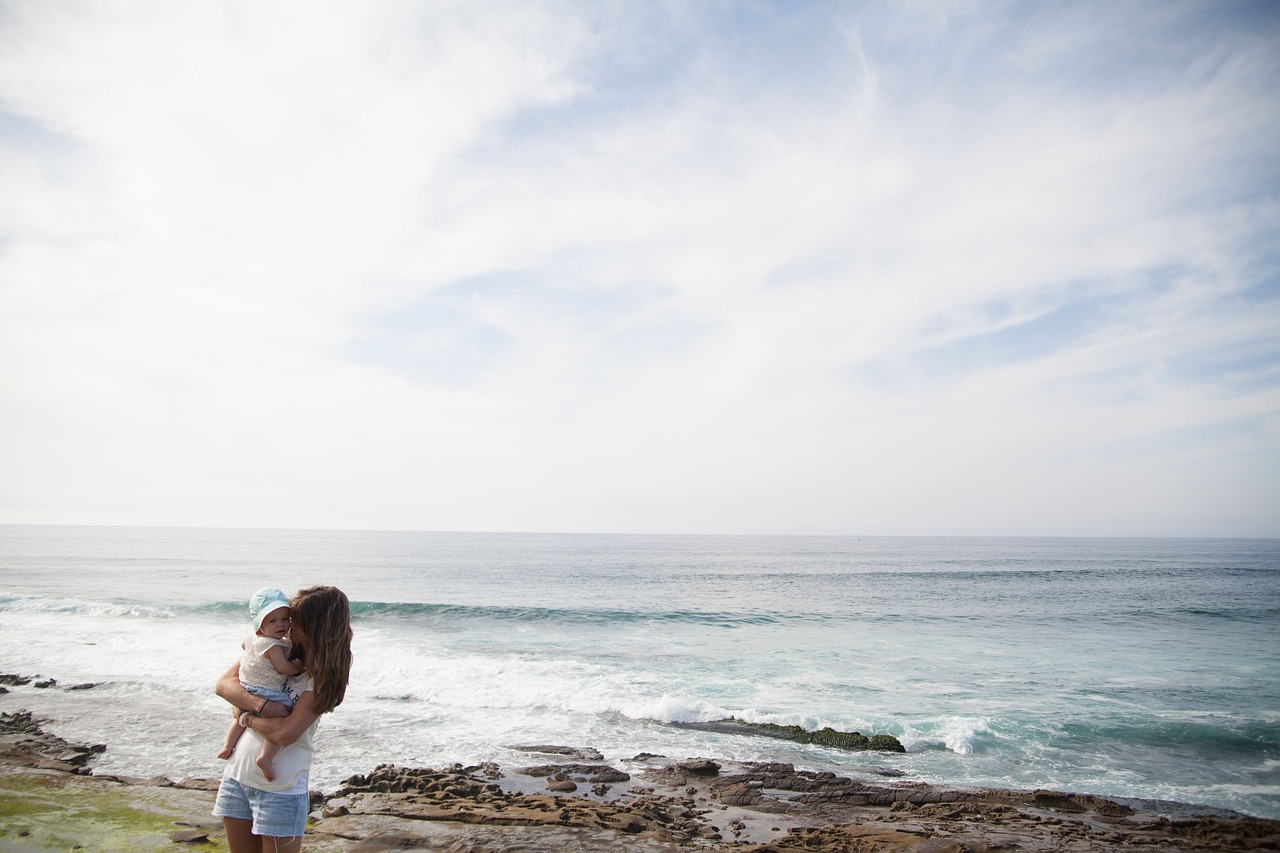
left=260, top=834, right=302, bottom=853
left=222, top=817, right=258, bottom=853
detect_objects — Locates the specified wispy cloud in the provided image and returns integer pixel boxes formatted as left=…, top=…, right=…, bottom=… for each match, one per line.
left=1, top=0, right=1276, bottom=535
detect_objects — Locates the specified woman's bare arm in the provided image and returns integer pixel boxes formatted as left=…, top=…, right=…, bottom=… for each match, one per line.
left=215, top=662, right=290, bottom=718
left=244, top=690, right=319, bottom=746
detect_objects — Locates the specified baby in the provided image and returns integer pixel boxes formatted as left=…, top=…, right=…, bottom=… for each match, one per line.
left=218, top=587, right=304, bottom=780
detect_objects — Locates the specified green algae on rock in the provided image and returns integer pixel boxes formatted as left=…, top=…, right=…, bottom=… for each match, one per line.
left=0, top=768, right=226, bottom=853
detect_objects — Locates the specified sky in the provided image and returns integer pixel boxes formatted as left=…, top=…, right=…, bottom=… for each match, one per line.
left=1, top=1, right=1277, bottom=538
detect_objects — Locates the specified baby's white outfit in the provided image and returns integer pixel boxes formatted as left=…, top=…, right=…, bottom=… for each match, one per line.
left=239, top=633, right=294, bottom=706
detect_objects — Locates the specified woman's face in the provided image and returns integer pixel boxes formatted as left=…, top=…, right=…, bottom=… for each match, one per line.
left=289, top=618, right=308, bottom=648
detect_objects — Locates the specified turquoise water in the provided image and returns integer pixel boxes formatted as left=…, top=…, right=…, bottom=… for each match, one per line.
left=0, top=526, right=1277, bottom=819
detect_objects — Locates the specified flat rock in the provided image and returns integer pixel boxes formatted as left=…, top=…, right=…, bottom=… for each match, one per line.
left=509, top=744, right=605, bottom=761
left=0, top=711, right=106, bottom=771
left=170, top=827, right=210, bottom=842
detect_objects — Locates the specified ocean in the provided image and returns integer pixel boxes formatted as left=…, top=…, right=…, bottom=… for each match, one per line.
left=0, top=526, right=1277, bottom=820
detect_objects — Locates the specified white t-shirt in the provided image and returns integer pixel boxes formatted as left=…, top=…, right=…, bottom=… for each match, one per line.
left=224, top=672, right=318, bottom=793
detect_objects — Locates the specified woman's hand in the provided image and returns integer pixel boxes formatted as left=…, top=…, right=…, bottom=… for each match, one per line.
left=246, top=691, right=319, bottom=746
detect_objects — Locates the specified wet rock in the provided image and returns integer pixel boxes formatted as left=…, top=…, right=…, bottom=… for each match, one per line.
left=676, top=759, right=720, bottom=776
left=547, top=777, right=578, bottom=793
left=335, top=764, right=502, bottom=798
left=475, top=762, right=502, bottom=779
left=872, top=766, right=908, bottom=778
left=509, top=744, right=605, bottom=761
left=671, top=718, right=906, bottom=752
left=0, top=711, right=106, bottom=771
left=516, top=763, right=629, bottom=783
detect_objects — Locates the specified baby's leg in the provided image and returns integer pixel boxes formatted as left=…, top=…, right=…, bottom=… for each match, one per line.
left=219, top=716, right=243, bottom=759
left=256, top=737, right=282, bottom=781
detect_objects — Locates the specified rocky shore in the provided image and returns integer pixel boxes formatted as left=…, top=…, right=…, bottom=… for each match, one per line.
left=2, top=708, right=1279, bottom=852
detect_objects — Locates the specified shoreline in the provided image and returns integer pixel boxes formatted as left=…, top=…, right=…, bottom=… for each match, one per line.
left=3, top=710, right=1279, bottom=852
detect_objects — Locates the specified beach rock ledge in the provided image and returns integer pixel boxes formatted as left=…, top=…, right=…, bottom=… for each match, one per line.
left=2, top=709, right=1279, bottom=852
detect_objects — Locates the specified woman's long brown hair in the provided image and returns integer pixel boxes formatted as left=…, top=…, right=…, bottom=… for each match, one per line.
left=290, top=585, right=353, bottom=715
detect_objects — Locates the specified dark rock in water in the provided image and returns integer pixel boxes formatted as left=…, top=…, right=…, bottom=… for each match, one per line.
left=517, top=763, right=630, bottom=783
left=670, top=718, right=906, bottom=752
left=335, top=764, right=505, bottom=799
left=676, top=759, right=720, bottom=776
left=475, top=761, right=503, bottom=780
left=509, top=744, right=605, bottom=761
left=0, top=674, right=95, bottom=692
left=0, top=710, right=107, bottom=771
left=867, top=734, right=905, bottom=751
left=871, top=766, right=907, bottom=778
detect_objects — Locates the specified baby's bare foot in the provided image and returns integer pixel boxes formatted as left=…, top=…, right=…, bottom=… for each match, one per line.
left=256, top=755, right=276, bottom=781
left=217, top=747, right=233, bottom=760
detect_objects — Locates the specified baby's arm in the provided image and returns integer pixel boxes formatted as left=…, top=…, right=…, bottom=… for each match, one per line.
left=265, top=643, right=304, bottom=676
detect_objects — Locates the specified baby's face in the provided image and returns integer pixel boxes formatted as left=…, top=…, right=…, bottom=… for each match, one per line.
left=260, top=608, right=291, bottom=639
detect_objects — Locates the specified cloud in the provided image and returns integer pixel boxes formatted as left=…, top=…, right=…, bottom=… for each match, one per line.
left=0, top=0, right=1277, bottom=535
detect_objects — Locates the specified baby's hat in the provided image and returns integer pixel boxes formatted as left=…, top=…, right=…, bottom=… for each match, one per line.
left=249, top=586, right=291, bottom=631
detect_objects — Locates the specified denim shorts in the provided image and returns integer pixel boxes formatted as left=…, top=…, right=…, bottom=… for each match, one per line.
left=244, top=684, right=295, bottom=707
left=213, top=774, right=307, bottom=838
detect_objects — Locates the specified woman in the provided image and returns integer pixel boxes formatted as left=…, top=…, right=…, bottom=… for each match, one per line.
left=214, top=585, right=353, bottom=853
